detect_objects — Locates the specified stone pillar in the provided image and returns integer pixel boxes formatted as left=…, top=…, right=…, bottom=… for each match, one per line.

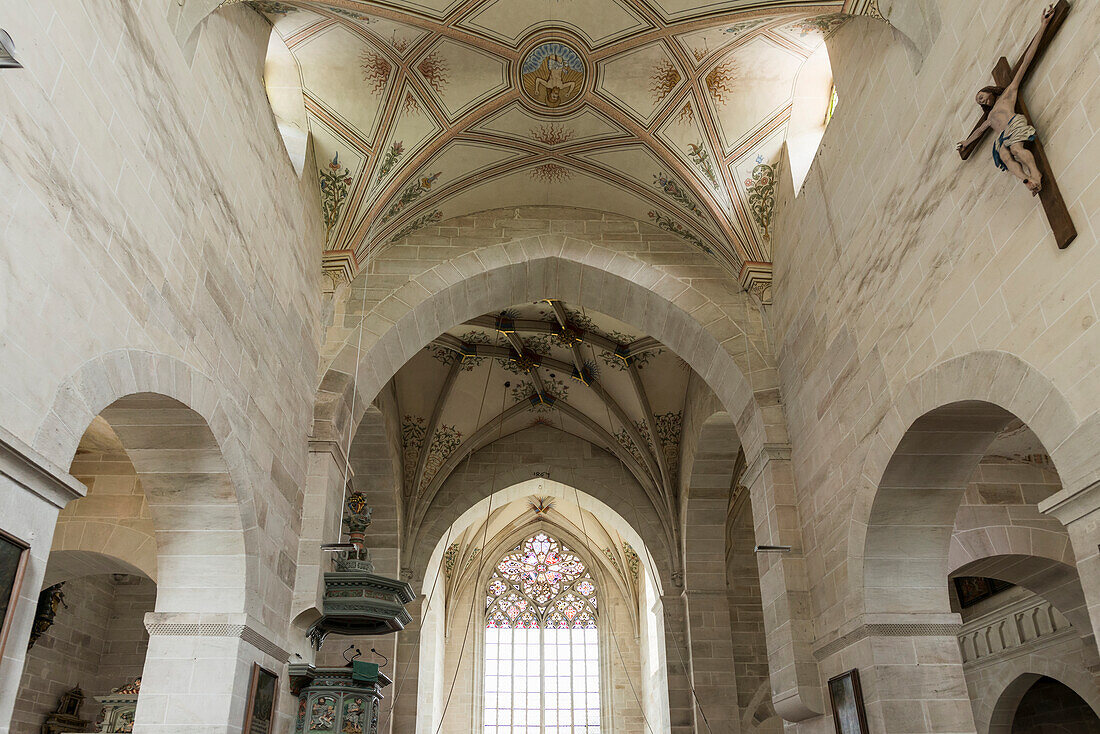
left=682, top=482, right=740, bottom=732
left=136, top=613, right=289, bottom=734
left=0, top=428, right=84, bottom=734
left=662, top=594, right=694, bottom=734
left=742, top=444, right=823, bottom=721
left=814, top=616, right=976, bottom=734
left=391, top=594, right=424, bottom=734
left=1042, top=481, right=1100, bottom=658
left=683, top=589, right=740, bottom=733
left=291, top=441, right=350, bottom=642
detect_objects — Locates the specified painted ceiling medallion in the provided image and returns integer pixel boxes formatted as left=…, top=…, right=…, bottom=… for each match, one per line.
left=519, top=41, right=587, bottom=111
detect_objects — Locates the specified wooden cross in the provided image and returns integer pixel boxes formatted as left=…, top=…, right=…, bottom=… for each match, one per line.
left=958, top=0, right=1076, bottom=249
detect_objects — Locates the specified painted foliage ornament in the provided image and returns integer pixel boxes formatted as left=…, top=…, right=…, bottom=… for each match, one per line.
left=520, top=41, right=586, bottom=110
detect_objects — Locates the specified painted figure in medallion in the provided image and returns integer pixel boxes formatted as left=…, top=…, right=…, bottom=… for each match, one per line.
left=521, top=42, right=585, bottom=109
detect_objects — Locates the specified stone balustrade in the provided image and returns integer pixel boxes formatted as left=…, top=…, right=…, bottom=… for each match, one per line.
left=959, top=596, right=1072, bottom=665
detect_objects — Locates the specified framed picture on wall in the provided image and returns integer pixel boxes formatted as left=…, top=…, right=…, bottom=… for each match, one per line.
left=243, top=663, right=279, bottom=734
left=828, top=668, right=869, bottom=734
left=0, top=529, right=29, bottom=659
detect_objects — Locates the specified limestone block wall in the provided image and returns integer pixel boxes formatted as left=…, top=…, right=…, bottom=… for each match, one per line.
left=0, top=0, right=323, bottom=650
left=956, top=586, right=1100, bottom=733
left=11, top=574, right=154, bottom=734
left=50, top=427, right=157, bottom=583
left=317, top=205, right=771, bottom=393
left=767, top=0, right=1099, bottom=704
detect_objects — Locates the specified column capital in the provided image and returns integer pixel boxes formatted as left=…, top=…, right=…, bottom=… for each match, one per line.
left=741, top=442, right=791, bottom=490
left=144, top=612, right=291, bottom=663
left=308, top=437, right=353, bottom=479
left=1039, top=479, right=1100, bottom=525
left=0, top=425, right=85, bottom=509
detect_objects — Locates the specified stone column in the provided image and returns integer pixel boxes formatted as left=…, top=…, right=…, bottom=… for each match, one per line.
left=813, top=616, right=976, bottom=734
left=391, top=594, right=424, bottom=734
left=662, top=594, right=695, bottom=734
left=1042, top=481, right=1100, bottom=658
left=683, top=589, right=740, bottom=733
left=0, top=428, right=84, bottom=734
left=682, top=483, right=740, bottom=732
left=742, top=444, right=823, bottom=721
left=291, top=441, right=350, bottom=642
left=136, top=613, right=289, bottom=734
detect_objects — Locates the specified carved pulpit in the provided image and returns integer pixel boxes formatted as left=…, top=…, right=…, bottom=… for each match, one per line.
left=95, top=678, right=140, bottom=733
left=289, top=662, right=390, bottom=734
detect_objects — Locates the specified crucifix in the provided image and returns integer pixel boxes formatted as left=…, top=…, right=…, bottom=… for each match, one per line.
left=956, top=0, right=1076, bottom=249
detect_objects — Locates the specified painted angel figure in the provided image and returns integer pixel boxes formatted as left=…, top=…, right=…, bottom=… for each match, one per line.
left=535, top=55, right=577, bottom=107
left=956, top=4, right=1056, bottom=196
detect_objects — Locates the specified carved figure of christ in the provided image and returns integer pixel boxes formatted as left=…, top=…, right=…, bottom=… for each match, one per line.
left=956, top=0, right=1076, bottom=249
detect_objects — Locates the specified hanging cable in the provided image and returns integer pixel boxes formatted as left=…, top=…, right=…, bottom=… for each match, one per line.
left=557, top=415, right=658, bottom=734
left=380, top=348, right=499, bottom=730
left=590, top=343, right=715, bottom=734
left=433, top=360, right=510, bottom=734
left=335, top=249, right=374, bottom=538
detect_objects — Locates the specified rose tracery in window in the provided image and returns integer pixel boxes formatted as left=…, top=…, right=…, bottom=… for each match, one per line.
left=485, top=532, right=597, bottom=629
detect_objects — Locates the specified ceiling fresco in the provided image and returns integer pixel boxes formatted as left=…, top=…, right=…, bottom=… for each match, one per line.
left=248, top=0, right=884, bottom=287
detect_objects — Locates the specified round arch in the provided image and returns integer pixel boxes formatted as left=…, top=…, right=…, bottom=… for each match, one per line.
left=32, top=350, right=260, bottom=615
left=41, top=549, right=153, bottom=588
left=314, top=242, right=771, bottom=470
left=849, top=350, right=1082, bottom=618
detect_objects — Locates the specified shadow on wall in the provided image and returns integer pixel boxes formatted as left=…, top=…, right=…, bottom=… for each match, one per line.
left=1010, top=676, right=1100, bottom=734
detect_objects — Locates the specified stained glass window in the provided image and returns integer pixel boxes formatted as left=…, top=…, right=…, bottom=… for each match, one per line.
left=484, top=532, right=600, bottom=733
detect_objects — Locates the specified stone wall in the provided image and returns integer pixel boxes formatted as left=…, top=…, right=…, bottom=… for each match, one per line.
left=771, top=0, right=1099, bottom=626
left=766, top=0, right=1099, bottom=729
left=0, top=1, right=323, bottom=730
left=0, top=0, right=322, bottom=634
left=11, top=574, right=154, bottom=734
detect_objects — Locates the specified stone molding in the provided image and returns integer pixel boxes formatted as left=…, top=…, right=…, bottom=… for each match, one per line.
left=0, top=424, right=85, bottom=509
left=144, top=616, right=290, bottom=663
left=741, top=442, right=792, bottom=492
left=308, top=437, right=353, bottom=479
left=813, top=619, right=963, bottom=660
left=1039, top=479, right=1100, bottom=525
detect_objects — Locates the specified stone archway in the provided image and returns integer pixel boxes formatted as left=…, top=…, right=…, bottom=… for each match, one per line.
left=850, top=351, right=1084, bottom=622
left=842, top=352, right=1088, bottom=734
left=313, top=241, right=822, bottom=719
left=30, top=351, right=279, bottom=734
left=978, top=660, right=1100, bottom=734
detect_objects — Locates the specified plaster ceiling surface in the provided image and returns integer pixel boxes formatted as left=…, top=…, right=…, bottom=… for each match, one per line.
left=250, top=0, right=883, bottom=281
left=394, top=300, right=696, bottom=533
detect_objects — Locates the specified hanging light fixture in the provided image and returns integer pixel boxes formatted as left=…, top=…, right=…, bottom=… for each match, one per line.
left=0, top=30, right=21, bottom=69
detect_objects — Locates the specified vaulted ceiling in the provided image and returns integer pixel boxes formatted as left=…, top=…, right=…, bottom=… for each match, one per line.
left=253, top=0, right=884, bottom=286
left=393, top=300, right=693, bottom=543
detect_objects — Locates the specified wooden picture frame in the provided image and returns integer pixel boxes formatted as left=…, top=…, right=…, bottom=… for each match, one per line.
left=243, top=663, right=279, bottom=734
left=0, top=528, right=30, bottom=660
left=828, top=668, right=869, bottom=734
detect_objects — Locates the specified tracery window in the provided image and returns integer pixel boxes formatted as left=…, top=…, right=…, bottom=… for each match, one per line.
left=484, top=532, right=600, bottom=733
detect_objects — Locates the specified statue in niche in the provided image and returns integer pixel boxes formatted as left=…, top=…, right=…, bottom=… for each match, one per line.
left=956, top=4, right=1056, bottom=195
left=28, top=582, right=67, bottom=649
